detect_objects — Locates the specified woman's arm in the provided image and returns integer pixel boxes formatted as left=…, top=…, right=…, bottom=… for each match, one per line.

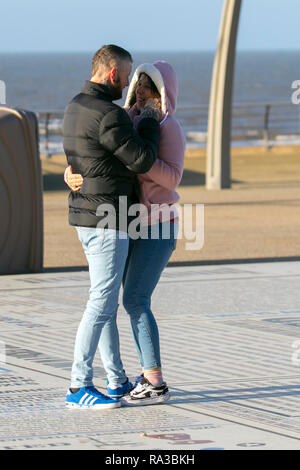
left=145, top=119, right=185, bottom=191
left=64, top=166, right=83, bottom=192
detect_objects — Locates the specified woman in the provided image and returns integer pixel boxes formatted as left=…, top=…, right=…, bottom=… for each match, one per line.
left=65, top=61, right=185, bottom=406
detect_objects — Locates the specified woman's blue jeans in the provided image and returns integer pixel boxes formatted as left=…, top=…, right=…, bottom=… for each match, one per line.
left=122, top=222, right=178, bottom=370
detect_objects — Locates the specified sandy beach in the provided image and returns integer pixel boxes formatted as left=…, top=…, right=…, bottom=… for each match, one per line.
left=42, top=145, right=300, bottom=269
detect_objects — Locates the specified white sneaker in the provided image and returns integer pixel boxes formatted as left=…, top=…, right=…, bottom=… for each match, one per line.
left=121, top=376, right=170, bottom=406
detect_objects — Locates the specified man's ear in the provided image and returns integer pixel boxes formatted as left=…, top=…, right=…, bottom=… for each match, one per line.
left=108, top=66, right=118, bottom=85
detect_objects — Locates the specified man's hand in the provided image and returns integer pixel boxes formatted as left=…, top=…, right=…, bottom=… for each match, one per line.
left=64, top=166, right=83, bottom=192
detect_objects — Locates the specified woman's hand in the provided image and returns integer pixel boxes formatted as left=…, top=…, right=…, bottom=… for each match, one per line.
left=145, top=97, right=161, bottom=110
left=64, top=166, right=83, bottom=192
left=142, top=97, right=162, bottom=122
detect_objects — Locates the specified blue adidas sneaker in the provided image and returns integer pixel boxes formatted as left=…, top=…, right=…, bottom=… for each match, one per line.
left=106, top=377, right=133, bottom=399
left=66, top=386, right=121, bottom=409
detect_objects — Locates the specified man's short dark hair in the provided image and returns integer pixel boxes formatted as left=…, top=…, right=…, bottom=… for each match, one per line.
left=92, top=45, right=133, bottom=76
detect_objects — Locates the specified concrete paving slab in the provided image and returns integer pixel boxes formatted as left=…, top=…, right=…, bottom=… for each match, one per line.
left=1, top=261, right=300, bottom=450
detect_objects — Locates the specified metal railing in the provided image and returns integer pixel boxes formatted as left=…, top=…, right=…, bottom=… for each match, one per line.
left=37, top=102, right=300, bottom=158
left=36, top=109, right=64, bottom=158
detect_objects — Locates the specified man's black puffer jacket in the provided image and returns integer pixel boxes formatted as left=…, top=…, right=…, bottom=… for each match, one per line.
left=63, top=81, right=160, bottom=230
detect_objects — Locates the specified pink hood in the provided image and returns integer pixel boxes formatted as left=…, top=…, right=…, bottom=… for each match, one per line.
left=124, top=61, right=178, bottom=116
left=124, top=61, right=185, bottom=226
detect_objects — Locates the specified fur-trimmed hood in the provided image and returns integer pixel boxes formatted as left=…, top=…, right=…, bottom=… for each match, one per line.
left=124, top=61, right=178, bottom=117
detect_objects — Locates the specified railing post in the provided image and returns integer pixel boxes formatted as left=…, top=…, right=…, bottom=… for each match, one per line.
left=45, top=112, right=50, bottom=159
left=263, top=104, right=271, bottom=149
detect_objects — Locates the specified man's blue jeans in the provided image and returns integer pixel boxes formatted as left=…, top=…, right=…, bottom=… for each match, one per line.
left=71, top=227, right=129, bottom=388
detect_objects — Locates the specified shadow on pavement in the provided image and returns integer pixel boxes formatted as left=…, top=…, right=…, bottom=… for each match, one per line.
left=43, top=174, right=68, bottom=192
left=42, top=256, right=300, bottom=273
left=168, top=383, right=300, bottom=405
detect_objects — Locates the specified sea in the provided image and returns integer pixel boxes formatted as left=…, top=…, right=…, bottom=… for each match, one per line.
left=0, top=50, right=300, bottom=152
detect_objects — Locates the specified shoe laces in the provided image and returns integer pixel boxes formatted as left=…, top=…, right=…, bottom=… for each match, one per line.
left=130, top=375, right=149, bottom=395
left=133, top=374, right=144, bottom=388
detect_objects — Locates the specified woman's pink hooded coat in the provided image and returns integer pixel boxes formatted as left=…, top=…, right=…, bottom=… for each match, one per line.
left=124, top=61, right=186, bottom=225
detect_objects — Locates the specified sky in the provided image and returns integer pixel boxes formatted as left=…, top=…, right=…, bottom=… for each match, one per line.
left=0, top=0, right=299, bottom=53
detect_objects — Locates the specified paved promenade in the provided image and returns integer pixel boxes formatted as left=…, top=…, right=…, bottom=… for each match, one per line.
left=1, top=261, right=300, bottom=450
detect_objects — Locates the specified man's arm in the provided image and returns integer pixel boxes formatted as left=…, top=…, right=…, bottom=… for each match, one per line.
left=99, top=106, right=160, bottom=174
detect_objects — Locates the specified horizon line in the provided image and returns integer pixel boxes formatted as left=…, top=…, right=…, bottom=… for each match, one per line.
left=0, top=48, right=300, bottom=55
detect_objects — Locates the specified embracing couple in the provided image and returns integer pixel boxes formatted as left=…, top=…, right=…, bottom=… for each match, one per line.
left=63, top=45, right=185, bottom=410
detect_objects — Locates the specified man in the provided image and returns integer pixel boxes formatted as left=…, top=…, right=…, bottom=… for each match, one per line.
left=63, top=45, right=160, bottom=409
